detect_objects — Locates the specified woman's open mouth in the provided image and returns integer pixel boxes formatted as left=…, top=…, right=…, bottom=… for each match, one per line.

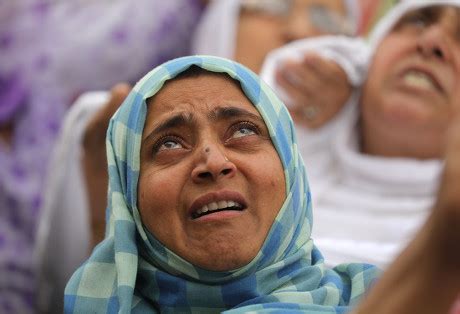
left=398, top=67, right=444, bottom=95
left=189, top=191, right=248, bottom=220
left=402, top=71, right=438, bottom=90
left=191, top=200, right=245, bottom=219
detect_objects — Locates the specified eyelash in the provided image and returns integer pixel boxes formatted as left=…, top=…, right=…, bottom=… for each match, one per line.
left=152, top=134, right=184, bottom=154
left=229, top=121, right=261, bottom=137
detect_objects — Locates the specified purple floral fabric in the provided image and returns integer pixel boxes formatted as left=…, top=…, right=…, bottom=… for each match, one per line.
left=0, top=0, right=203, bottom=312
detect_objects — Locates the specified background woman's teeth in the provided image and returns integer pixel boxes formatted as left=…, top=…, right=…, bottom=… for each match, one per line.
left=217, top=200, right=228, bottom=208
left=209, top=202, right=218, bottom=210
left=403, top=72, right=435, bottom=89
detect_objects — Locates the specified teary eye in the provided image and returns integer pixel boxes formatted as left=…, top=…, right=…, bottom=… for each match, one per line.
left=161, top=140, right=183, bottom=150
left=232, top=127, right=255, bottom=138
left=230, top=122, right=258, bottom=139
left=154, top=136, right=184, bottom=153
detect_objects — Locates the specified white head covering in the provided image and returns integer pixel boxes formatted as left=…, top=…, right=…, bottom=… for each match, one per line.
left=192, top=0, right=360, bottom=60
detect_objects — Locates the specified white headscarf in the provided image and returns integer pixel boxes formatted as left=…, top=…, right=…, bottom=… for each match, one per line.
left=192, top=0, right=360, bottom=60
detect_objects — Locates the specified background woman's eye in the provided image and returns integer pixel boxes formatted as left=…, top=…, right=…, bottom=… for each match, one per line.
left=398, top=9, right=435, bottom=29
left=407, top=15, right=428, bottom=27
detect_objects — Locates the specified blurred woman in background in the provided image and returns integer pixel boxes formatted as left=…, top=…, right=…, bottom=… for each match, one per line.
left=262, top=0, right=460, bottom=272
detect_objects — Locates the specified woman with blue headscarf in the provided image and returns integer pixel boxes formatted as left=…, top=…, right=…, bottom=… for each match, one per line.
left=64, top=56, right=379, bottom=313
left=64, top=55, right=460, bottom=313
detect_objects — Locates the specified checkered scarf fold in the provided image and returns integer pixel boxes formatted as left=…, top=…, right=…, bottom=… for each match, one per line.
left=64, top=56, right=379, bottom=313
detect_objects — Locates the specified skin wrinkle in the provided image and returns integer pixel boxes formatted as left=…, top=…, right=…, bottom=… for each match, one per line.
left=142, top=113, right=195, bottom=146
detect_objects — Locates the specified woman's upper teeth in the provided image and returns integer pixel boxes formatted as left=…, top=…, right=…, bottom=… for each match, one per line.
left=196, top=200, right=241, bottom=215
left=403, top=70, right=436, bottom=89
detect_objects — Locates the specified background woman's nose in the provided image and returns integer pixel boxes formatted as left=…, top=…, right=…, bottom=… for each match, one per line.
left=417, top=24, right=452, bottom=61
left=191, top=147, right=236, bottom=183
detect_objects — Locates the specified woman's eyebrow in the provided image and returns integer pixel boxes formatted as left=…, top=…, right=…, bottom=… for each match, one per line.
left=143, top=112, right=195, bottom=143
left=210, top=106, right=263, bottom=123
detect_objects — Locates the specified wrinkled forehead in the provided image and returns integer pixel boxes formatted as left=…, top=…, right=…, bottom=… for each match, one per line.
left=368, top=1, right=460, bottom=49
left=146, top=67, right=266, bottom=125
left=144, top=69, right=262, bottom=123
left=148, top=68, right=246, bottom=105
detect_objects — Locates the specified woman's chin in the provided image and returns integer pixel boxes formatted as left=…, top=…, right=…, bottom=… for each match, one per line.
left=183, top=244, right=258, bottom=272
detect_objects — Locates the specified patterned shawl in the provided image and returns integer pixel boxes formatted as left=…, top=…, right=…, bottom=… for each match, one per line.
left=64, top=56, right=379, bottom=313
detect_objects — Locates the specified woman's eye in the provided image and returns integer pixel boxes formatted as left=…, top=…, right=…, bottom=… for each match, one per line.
left=407, top=15, right=428, bottom=27
left=162, top=140, right=182, bottom=150
left=398, top=10, right=434, bottom=29
left=155, top=137, right=184, bottom=153
left=230, top=123, right=258, bottom=139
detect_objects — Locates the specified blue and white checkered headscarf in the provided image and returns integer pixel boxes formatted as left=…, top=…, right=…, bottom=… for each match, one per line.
left=64, top=56, right=379, bottom=313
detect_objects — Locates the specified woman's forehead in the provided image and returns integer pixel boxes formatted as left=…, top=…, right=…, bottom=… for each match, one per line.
left=146, top=73, right=262, bottom=121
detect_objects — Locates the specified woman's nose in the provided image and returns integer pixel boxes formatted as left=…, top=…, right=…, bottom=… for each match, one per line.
left=191, top=145, right=236, bottom=183
left=417, top=24, right=453, bottom=62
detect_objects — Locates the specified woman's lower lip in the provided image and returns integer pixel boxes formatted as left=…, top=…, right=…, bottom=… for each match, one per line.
left=192, top=210, right=244, bottom=222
